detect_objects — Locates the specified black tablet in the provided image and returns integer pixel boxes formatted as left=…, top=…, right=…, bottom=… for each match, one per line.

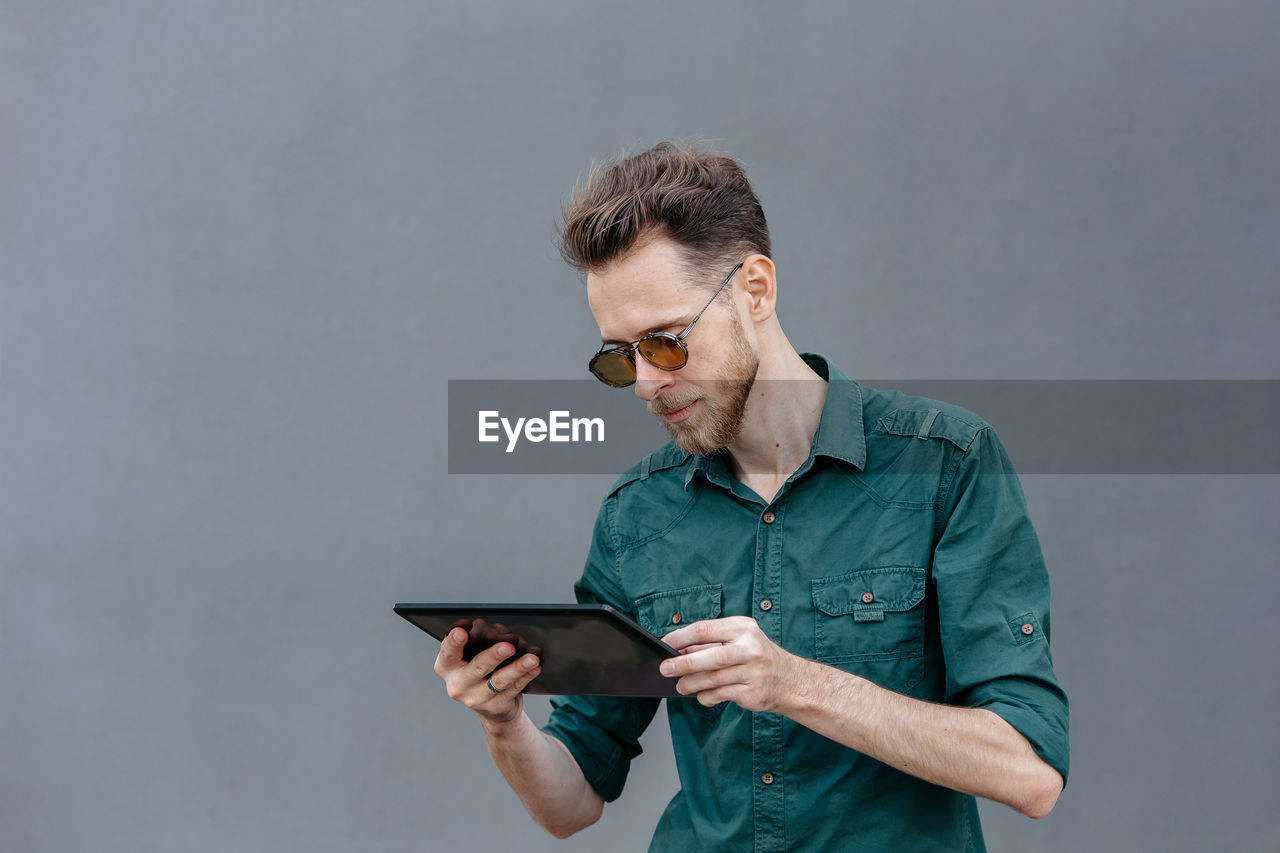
left=394, top=603, right=682, bottom=698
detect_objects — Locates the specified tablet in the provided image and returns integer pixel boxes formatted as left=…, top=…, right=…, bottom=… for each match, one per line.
left=394, top=603, right=682, bottom=698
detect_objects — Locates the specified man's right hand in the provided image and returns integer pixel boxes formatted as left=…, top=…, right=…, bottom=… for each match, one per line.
left=434, top=627, right=543, bottom=725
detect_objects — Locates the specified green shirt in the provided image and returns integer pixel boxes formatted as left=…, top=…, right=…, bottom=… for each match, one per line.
left=542, top=353, right=1069, bottom=852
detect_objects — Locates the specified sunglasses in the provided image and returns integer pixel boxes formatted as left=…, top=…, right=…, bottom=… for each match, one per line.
left=588, top=262, right=743, bottom=388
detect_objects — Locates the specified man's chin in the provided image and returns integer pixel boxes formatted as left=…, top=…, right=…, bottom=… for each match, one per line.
left=666, top=429, right=723, bottom=456
left=661, top=415, right=736, bottom=456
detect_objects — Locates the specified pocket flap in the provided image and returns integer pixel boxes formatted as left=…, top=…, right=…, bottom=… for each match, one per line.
left=812, top=567, right=925, bottom=616
left=636, top=583, right=724, bottom=637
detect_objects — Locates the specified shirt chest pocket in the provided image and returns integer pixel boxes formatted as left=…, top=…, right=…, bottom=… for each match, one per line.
left=635, top=583, right=724, bottom=639
left=812, top=566, right=926, bottom=693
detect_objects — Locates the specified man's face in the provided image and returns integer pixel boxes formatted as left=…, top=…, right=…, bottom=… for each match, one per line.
left=586, top=237, right=760, bottom=455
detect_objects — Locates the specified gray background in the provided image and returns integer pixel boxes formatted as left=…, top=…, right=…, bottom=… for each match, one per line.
left=2, top=1, right=1277, bottom=851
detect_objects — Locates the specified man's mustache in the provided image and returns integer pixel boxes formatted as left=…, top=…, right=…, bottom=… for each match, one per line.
left=648, top=393, right=702, bottom=416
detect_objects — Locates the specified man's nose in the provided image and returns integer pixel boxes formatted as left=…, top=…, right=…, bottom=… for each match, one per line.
left=632, top=354, right=675, bottom=402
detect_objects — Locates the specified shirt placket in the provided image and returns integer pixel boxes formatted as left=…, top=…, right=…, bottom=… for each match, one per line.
left=752, top=497, right=787, bottom=853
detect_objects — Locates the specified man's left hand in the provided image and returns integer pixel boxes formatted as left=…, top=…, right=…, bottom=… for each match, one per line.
left=660, top=616, right=800, bottom=713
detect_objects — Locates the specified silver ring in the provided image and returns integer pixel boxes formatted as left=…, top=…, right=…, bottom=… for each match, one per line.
left=486, top=676, right=503, bottom=694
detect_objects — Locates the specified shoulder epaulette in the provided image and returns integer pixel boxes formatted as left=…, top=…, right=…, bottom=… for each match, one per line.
left=877, top=405, right=988, bottom=453
left=606, top=442, right=691, bottom=496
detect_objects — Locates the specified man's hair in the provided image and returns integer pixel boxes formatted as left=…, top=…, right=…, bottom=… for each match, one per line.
left=558, top=141, right=771, bottom=285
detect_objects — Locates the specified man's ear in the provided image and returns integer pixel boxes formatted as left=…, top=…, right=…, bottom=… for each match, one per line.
left=740, top=254, right=777, bottom=322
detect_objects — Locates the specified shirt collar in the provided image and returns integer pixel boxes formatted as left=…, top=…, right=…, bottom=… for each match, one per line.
left=799, top=352, right=867, bottom=470
left=683, top=351, right=867, bottom=488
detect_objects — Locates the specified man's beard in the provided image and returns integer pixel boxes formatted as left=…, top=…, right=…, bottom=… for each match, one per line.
left=648, top=313, right=760, bottom=455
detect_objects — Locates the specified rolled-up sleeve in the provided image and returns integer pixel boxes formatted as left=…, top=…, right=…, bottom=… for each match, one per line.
left=540, top=494, right=661, bottom=802
left=932, top=426, right=1070, bottom=784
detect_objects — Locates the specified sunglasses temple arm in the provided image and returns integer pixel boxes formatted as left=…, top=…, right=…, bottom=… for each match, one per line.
left=678, top=262, right=743, bottom=339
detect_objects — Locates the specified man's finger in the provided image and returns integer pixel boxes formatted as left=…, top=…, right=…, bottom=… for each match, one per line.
left=487, top=654, right=542, bottom=693
left=468, top=640, right=517, bottom=679
left=663, top=617, right=749, bottom=651
left=435, top=627, right=468, bottom=671
left=676, top=663, right=752, bottom=697
left=661, top=644, right=737, bottom=678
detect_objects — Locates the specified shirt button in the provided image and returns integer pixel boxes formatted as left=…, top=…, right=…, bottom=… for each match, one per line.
left=762, top=512, right=776, bottom=524
left=861, top=592, right=874, bottom=604
left=760, top=599, right=773, bottom=611
left=1021, top=623, right=1034, bottom=635
left=761, top=772, right=775, bottom=785
left=672, top=613, right=683, bottom=625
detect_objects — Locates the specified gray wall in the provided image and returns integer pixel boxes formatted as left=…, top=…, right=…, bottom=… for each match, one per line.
left=2, top=1, right=1277, bottom=850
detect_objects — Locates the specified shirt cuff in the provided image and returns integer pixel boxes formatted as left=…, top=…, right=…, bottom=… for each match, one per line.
left=541, top=697, right=636, bottom=803
left=973, top=683, right=1070, bottom=786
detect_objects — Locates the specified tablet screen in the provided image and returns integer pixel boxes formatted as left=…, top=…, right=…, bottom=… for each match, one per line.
left=395, top=603, right=682, bottom=698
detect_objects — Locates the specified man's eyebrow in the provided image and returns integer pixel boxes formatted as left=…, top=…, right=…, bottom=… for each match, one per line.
left=601, top=316, right=688, bottom=346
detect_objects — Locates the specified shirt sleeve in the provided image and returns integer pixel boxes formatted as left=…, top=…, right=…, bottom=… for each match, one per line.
left=540, top=493, right=662, bottom=802
left=932, top=425, right=1071, bottom=785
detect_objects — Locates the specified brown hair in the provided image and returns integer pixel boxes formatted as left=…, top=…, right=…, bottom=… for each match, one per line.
left=558, top=141, right=771, bottom=287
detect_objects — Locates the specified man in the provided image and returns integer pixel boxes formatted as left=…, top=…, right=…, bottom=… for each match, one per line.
left=435, top=141, right=1069, bottom=851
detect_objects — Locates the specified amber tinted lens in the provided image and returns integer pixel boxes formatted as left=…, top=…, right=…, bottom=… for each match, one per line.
left=589, top=350, right=637, bottom=387
left=637, top=334, right=687, bottom=370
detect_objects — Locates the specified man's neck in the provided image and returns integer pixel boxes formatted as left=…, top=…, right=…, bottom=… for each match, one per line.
left=724, top=348, right=828, bottom=489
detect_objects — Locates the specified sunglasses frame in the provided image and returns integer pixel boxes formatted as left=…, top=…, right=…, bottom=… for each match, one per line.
left=588, top=261, right=744, bottom=388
